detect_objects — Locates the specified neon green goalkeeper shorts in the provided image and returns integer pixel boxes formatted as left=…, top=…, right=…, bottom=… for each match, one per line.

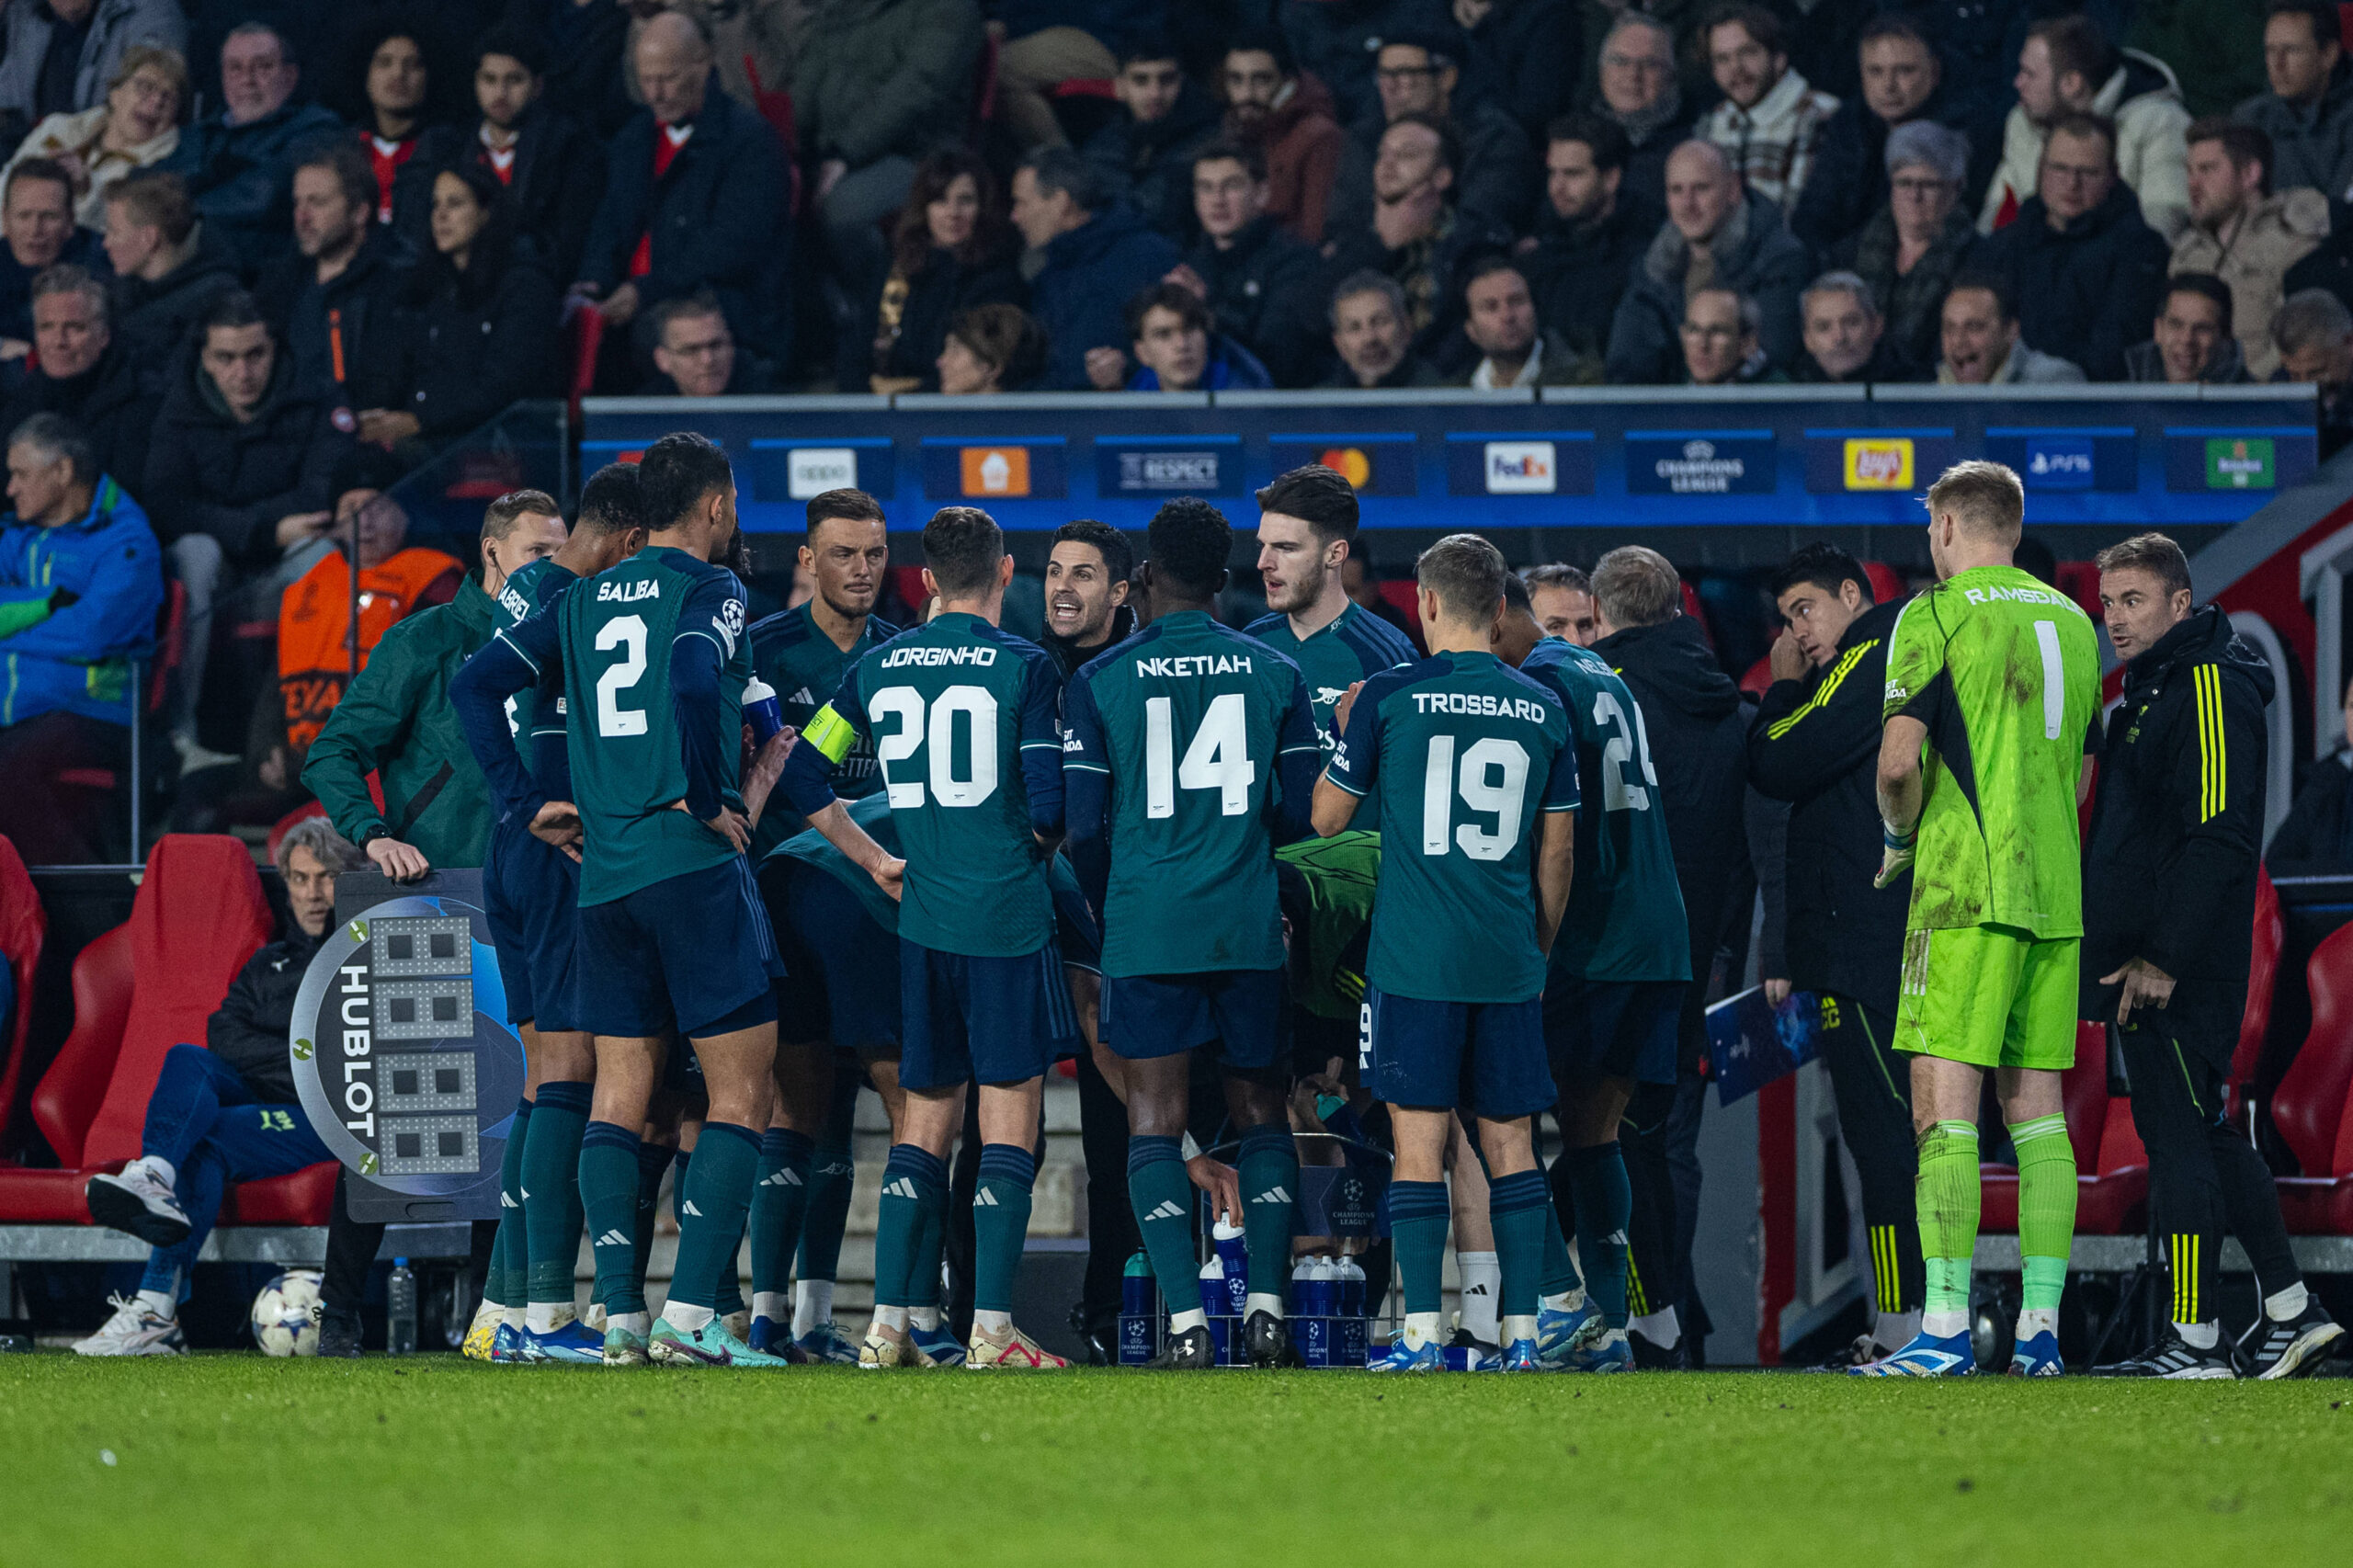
left=1894, top=923, right=2079, bottom=1071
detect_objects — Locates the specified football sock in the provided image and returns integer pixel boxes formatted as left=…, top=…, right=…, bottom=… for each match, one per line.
left=135, top=1153, right=176, bottom=1189
left=523, top=1081, right=589, bottom=1307
left=972, top=1143, right=1036, bottom=1315
left=1456, top=1250, right=1500, bottom=1344
left=665, top=1121, right=759, bottom=1314
left=874, top=1304, right=910, bottom=1332
left=1630, top=1307, right=1680, bottom=1348
left=1539, top=1187, right=1582, bottom=1299
left=872, top=1144, right=944, bottom=1309
left=1874, top=1309, right=1921, bottom=1354
left=910, top=1182, right=946, bottom=1312
left=1915, top=1119, right=1980, bottom=1337
left=135, top=1287, right=175, bottom=1319
left=1389, top=1179, right=1449, bottom=1321
left=579, top=1120, right=647, bottom=1316
left=973, top=1309, right=1013, bottom=1335
left=797, top=1136, right=857, bottom=1293
left=1563, top=1142, right=1632, bottom=1330
left=492, top=1096, right=531, bottom=1310
left=754, top=1291, right=789, bottom=1323
left=630, top=1140, right=673, bottom=1291
left=1488, top=1168, right=1551, bottom=1332
left=1126, top=1135, right=1198, bottom=1307
left=747, top=1128, right=813, bottom=1307
left=794, top=1279, right=835, bottom=1337
left=2011, top=1113, right=2075, bottom=1330
left=2177, top=1319, right=2220, bottom=1349
left=2266, top=1281, right=2311, bottom=1321
left=909, top=1305, right=942, bottom=1332
left=1236, top=1123, right=1298, bottom=1302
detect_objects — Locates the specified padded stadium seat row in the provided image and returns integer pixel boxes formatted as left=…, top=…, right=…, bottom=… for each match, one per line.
left=1980, top=1021, right=2149, bottom=1234
left=2272, top=921, right=2353, bottom=1234
left=0, top=835, right=47, bottom=1154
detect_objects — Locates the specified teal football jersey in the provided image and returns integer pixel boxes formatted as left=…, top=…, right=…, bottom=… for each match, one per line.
left=1324, top=651, right=1578, bottom=1003
left=746, top=599, right=899, bottom=858
left=492, top=556, right=576, bottom=793
left=1247, top=600, right=1417, bottom=823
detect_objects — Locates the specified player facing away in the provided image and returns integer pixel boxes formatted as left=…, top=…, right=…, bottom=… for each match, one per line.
left=1312, top=534, right=1578, bottom=1373
left=783, top=506, right=1076, bottom=1370
left=1495, top=574, right=1692, bottom=1372
left=453, top=432, right=795, bottom=1369
left=476, top=463, right=650, bottom=1363
left=1063, top=497, right=1324, bottom=1369
left=1865, top=460, right=2103, bottom=1379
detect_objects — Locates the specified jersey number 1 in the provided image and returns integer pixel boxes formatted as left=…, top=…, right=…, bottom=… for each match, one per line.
left=1422, top=735, right=1529, bottom=860
left=1144, top=693, right=1256, bottom=817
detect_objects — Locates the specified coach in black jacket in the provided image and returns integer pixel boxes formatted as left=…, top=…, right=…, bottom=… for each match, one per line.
left=1746, top=545, right=1921, bottom=1358
left=2084, top=534, right=2340, bottom=1377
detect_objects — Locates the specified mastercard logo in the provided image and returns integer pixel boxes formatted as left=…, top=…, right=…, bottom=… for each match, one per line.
left=1317, top=447, right=1373, bottom=489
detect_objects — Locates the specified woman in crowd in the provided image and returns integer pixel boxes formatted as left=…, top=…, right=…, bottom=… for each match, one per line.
left=3, top=46, right=187, bottom=232
left=935, top=301, right=1046, bottom=395
left=1835, top=120, right=1980, bottom=376
left=861, top=148, right=1024, bottom=393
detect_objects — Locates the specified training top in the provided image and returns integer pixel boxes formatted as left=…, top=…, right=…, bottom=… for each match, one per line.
left=1062, top=608, right=1322, bottom=977
left=782, top=610, right=1065, bottom=958
left=1274, top=830, right=1381, bottom=1020
left=1324, top=650, right=1577, bottom=1003
left=1881, top=564, right=2102, bottom=938
left=491, top=557, right=578, bottom=799
left=1248, top=600, right=1417, bottom=817
left=747, top=599, right=900, bottom=854
left=1520, top=637, right=1691, bottom=983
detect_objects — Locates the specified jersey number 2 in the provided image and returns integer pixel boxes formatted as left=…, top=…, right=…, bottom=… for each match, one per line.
left=1144, top=693, right=1256, bottom=817
left=1422, top=735, right=1529, bottom=860
left=595, top=615, right=647, bottom=737
left=871, top=686, right=999, bottom=808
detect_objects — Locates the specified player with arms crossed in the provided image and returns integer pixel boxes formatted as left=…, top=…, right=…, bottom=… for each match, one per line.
left=454, top=433, right=792, bottom=1369
left=1313, top=534, right=1578, bottom=1373
left=783, top=506, right=1076, bottom=1370
left=1867, top=460, right=2102, bottom=1378
left=1063, top=497, right=1324, bottom=1369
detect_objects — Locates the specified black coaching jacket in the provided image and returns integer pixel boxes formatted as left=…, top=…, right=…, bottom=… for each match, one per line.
left=2083, top=606, right=2272, bottom=1004
left=1746, top=597, right=1912, bottom=1021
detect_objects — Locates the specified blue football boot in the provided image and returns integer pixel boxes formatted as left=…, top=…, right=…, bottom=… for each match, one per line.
left=1535, top=1298, right=1601, bottom=1369
left=2006, top=1329, right=2064, bottom=1378
left=519, top=1318, right=607, bottom=1365
left=1368, top=1335, right=1446, bottom=1373
left=1563, top=1329, right=1634, bottom=1373
left=1853, top=1327, right=1976, bottom=1378
left=488, top=1322, right=528, bottom=1365
left=911, top=1323, right=968, bottom=1367
left=1493, top=1337, right=1544, bottom=1372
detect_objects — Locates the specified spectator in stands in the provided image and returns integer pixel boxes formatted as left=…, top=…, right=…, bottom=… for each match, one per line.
left=1322, top=114, right=1507, bottom=365
left=2, top=42, right=185, bottom=232
left=1122, top=280, right=1268, bottom=391
left=1012, top=145, right=1181, bottom=391
left=1835, top=119, right=1980, bottom=376
left=574, top=11, right=790, bottom=375
left=512, top=0, right=633, bottom=143
left=1166, top=141, right=1321, bottom=388
left=1455, top=255, right=1591, bottom=387
left=1936, top=271, right=2087, bottom=383
left=1979, top=13, right=2192, bottom=242
left=101, top=168, right=237, bottom=367
left=144, top=292, right=353, bottom=769
left=363, top=164, right=559, bottom=453
left=1793, top=269, right=1908, bottom=382
left=2235, top=2, right=2353, bottom=200
left=2271, top=287, right=2353, bottom=457
left=1083, top=37, right=1220, bottom=241
left=0, top=0, right=182, bottom=136
left=2174, top=118, right=2326, bottom=381
left=1318, top=269, right=1442, bottom=389
left=987, top=3, right=1138, bottom=151
left=398, top=28, right=603, bottom=290
left=649, top=291, right=760, bottom=396
left=1521, top=114, right=1658, bottom=385
left=1607, top=139, right=1809, bottom=384
left=1698, top=4, right=1840, bottom=213
left=1522, top=561, right=1597, bottom=644
left=165, top=23, right=342, bottom=268
left=1341, top=546, right=1416, bottom=644
left=0, top=411, right=161, bottom=865
left=1452, top=0, right=1579, bottom=142
left=71, top=816, right=354, bottom=1358
left=339, top=16, right=440, bottom=226
left=935, top=301, right=1047, bottom=393
left=1591, top=12, right=1695, bottom=213
left=1218, top=30, right=1344, bottom=245
left=862, top=148, right=1023, bottom=394
left=1329, top=33, right=1536, bottom=239
left=256, top=142, right=408, bottom=420
left=0, top=159, right=102, bottom=359
left=0, top=265, right=158, bottom=488
left=1677, top=285, right=1780, bottom=385
left=1981, top=112, right=2170, bottom=380
left=1794, top=17, right=1977, bottom=260
left=2268, top=673, right=2353, bottom=877
left=2125, top=273, right=2252, bottom=382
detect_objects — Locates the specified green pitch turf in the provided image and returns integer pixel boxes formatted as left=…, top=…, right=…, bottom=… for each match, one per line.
left=3, top=1356, right=2347, bottom=1566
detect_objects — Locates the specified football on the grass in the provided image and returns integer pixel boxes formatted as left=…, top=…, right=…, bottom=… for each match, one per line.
left=250, top=1269, right=324, bottom=1357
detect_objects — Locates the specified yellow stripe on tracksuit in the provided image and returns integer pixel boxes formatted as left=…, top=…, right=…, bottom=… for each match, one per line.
left=1763, top=640, right=1880, bottom=740
left=2193, top=665, right=2225, bottom=823
left=2172, top=1233, right=2200, bottom=1324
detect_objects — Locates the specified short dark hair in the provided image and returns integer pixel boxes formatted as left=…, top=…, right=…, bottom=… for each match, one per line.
left=298, top=140, right=377, bottom=219
left=472, top=22, right=547, bottom=76
left=2163, top=272, right=2235, bottom=335
left=649, top=289, right=729, bottom=347
left=1500, top=569, right=1530, bottom=612
left=1462, top=253, right=1529, bottom=305
left=8, top=411, right=95, bottom=486
left=1946, top=269, right=2018, bottom=323
left=1126, top=280, right=1212, bottom=344
left=200, top=290, right=267, bottom=337
left=575, top=462, right=643, bottom=535
left=807, top=488, right=884, bottom=547
left=2044, top=109, right=2118, bottom=167
left=1857, top=14, right=1932, bottom=54
left=1225, top=27, right=1295, bottom=76
left=1768, top=542, right=1873, bottom=605
left=1255, top=464, right=1358, bottom=545
left=107, top=168, right=193, bottom=243
left=1146, top=499, right=1230, bottom=599
left=2095, top=531, right=2192, bottom=598
left=5, top=157, right=74, bottom=209
left=924, top=506, right=1004, bottom=597
left=1384, top=110, right=1461, bottom=182
left=2188, top=115, right=2272, bottom=194
left=1054, top=517, right=1134, bottom=585
left=636, top=432, right=734, bottom=530
left=483, top=487, right=559, bottom=543
left=1018, top=146, right=1102, bottom=213
left=2267, top=1, right=2340, bottom=50
left=947, top=302, right=1047, bottom=388
left=1115, top=34, right=1180, bottom=69
left=2028, top=14, right=2118, bottom=91
left=1700, top=4, right=1787, bottom=57
left=1191, top=139, right=1266, bottom=182
left=1543, top=111, right=1629, bottom=173
left=1415, top=533, right=1508, bottom=624
left=1522, top=562, right=1590, bottom=597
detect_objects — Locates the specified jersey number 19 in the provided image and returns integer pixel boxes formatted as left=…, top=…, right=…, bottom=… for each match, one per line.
left=1422, top=736, right=1529, bottom=860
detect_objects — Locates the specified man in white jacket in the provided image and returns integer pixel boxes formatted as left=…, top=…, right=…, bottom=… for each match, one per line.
left=1978, top=15, right=2191, bottom=242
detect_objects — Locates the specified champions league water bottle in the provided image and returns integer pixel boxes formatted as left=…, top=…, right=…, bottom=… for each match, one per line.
left=742, top=676, right=785, bottom=746
left=1199, top=1256, right=1231, bottom=1364
left=1336, top=1256, right=1368, bottom=1366
left=1291, top=1257, right=1332, bottom=1366
left=1120, top=1251, right=1155, bottom=1365
left=1212, top=1217, right=1248, bottom=1315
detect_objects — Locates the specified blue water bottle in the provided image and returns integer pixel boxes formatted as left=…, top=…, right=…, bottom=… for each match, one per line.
left=1336, top=1256, right=1368, bottom=1366
left=1213, top=1217, right=1248, bottom=1315
left=1199, top=1256, right=1231, bottom=1364
left=1119, top=1250, right=1155, bottom=1365
left=742, top=675, right=785, bottom=746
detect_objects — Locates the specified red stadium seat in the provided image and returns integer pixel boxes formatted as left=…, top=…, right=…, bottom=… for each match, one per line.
left=2227, top=867, right=2283, bottom=1122
left=1981, top=1021, right=2147, bottom=1233
left=1737, top=653, right=1775, bottom=697
left=562, top=301, right=605, bottom=422
left=0, top=836, right=45, bottom=1157
left=266, top=801, right=329, bottom=865
left=2272, top=922, right=2353, bottom=1232
left=1862, top=562, right=1904, bottom=604
left=0, top=835, right=335, bottom=1227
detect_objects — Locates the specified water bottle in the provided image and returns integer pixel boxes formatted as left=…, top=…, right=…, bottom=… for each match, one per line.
left=1119, top=1250, right=1155, bottom=1366
left=1212, top=1218, right=1248, bottom=1315
left=1197, top=1256, right=1226, bottom=1321
left=742, top=676, right=785, bottom=746
left=1299, top=1257, right=1335, bottom=1367
left=1336, top=1257, right=1368, bottom=1366
left=387, top=1258, right=417, bottom=1356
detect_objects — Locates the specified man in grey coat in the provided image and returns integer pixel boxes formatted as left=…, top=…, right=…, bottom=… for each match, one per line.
left=1605, top=139, right=1810, bottom=383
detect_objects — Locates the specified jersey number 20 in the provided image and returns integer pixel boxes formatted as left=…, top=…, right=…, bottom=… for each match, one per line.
left=1422, top=735, right=1529, bottom=860
left=872, top=685, right=998, bottom=808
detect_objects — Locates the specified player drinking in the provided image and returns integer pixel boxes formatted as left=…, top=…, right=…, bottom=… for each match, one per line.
left=1865, top=460, right=2101, bottom=1378
left=1312, top=534, right=1577, bottom=1373
left=1063, top=497, right=1324, bottom=1369
left=782, top=506, right=1075, bottom=1370
left=453, top=432, right=794, bottom=1369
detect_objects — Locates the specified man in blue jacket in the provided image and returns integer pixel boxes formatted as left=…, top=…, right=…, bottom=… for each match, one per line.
left=1010, top=145, right=1181, bottom=390
left=164, top=23, right=341, bottom=270
left=0, top=412, right=162, bottom=864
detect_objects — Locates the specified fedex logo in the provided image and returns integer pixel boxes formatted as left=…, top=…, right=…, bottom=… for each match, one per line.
left=1483, top=441, right=1556, bottom=494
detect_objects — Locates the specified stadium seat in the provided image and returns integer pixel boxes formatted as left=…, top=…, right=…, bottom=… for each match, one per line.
left=0, top=835, right=47, bottom=1156
left=2226, top=867, right=2282, bottom=1124
left=1981, top=1021, right=2147, bottom=1234
left=265, top=801, right=329, bottom=864
left=1862, top=562, right=1904, bottom=604
left=562, top=302, right=606, bottom=423
left=0, top=835, right=335, bottom=1227
left=2272, top=921, right=2353, bottom=1232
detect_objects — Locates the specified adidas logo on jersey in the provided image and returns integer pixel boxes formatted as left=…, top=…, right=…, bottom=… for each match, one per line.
left=595, top=1229, right=631, bottom=1248
left=1143, top=1200, right=1187, bottom=1221
left=789, top=687, right=814, bottom=706
left=1252, top=1187, right=1292, bottom=1205
left=760, top=1168, right=804, bottom=1187
left=882, top=1178, right=920, bottom=1200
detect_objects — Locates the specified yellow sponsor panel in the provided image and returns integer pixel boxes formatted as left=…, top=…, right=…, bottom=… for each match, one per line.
left=1843, top=437, right=1914, bottom=490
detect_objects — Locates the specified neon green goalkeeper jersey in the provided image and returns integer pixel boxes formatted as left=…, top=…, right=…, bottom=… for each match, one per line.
left=1881, top=564, right=2102, bottom=938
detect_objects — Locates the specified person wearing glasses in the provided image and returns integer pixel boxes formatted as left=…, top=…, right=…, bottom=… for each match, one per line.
left=1588, top=13, right=1693, bottom=213
left=1326, top=32, right=1534, bottom=239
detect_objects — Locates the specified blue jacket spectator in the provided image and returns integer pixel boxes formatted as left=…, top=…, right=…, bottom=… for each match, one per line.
left=1121, top=280, right=1271, bottom=390
left=164, top=22, right=342, bottom=269
left=1011, top=146, right=1181, bottom=390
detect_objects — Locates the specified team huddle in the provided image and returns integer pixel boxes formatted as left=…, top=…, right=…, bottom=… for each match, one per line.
left=429, top=431, right=2109, bottom=1376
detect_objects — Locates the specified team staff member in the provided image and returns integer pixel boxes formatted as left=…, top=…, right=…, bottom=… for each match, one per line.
left=1747, top=544, right=1924, bottom=1363
left=2084, top=534, right=2344, bottom=1380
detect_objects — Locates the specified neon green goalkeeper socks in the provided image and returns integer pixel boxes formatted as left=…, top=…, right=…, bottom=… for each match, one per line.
left=2010, top=1113, right=2075, bottom=1314
left=1916, top=1120, right=1980, bottom=1323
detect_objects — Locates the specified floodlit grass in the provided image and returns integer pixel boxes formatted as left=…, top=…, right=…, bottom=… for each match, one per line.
left=1, top=1354, right=2347, bottom=1565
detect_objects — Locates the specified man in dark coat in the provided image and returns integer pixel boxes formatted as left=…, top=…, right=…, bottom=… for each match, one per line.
left=1520, top=112, right=1659, bottom=369
left=256, top=142, right=411, bottom=417
left=0, top=266, right=159, bottom=490
left=1081, top=40, right=1222, bottom=242
left=163, top=21, right=344, bottom=268
left=2234, top=2, right=2353, bottom=200
left=1794, top=16, right=1995, bottom=259
left=1169, top=141, right=1324, bottom=386
left=1325, top=32, right=1538, bottom=240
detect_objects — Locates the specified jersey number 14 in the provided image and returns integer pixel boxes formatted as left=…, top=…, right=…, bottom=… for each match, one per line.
left=1144, top=693, right=1256, bottom=817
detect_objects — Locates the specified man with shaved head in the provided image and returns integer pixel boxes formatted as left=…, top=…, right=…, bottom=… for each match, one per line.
left=1606, top=138, right=1811, bottom=382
